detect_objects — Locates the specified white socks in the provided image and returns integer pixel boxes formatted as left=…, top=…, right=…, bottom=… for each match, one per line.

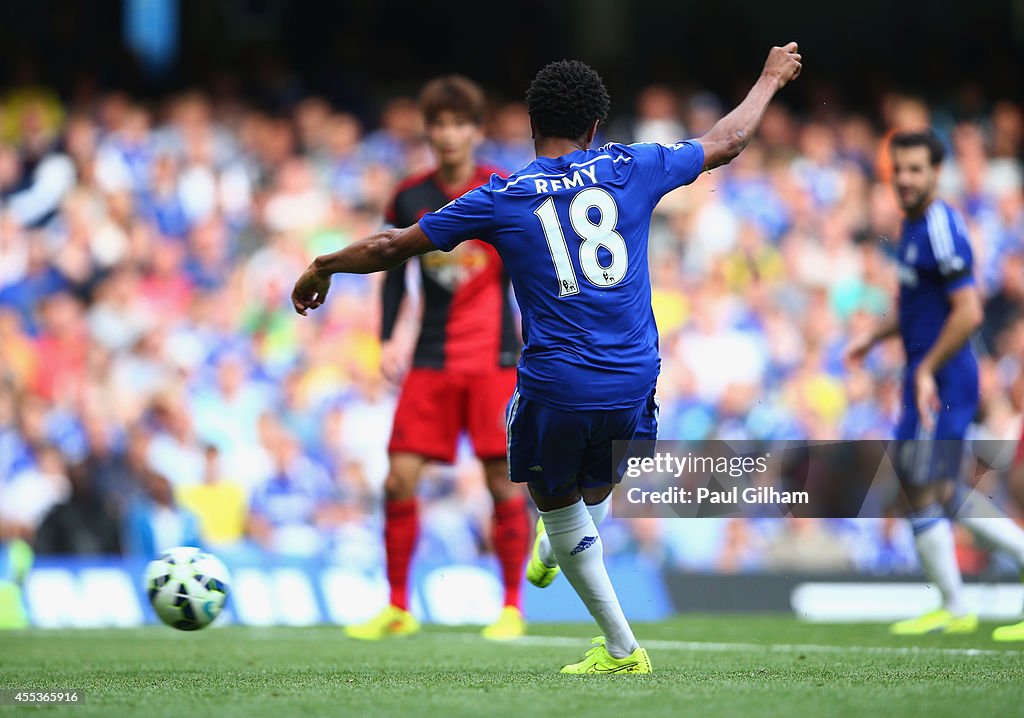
left=911, top=505, right=967, bottom=616
left=586, top=494, right=612, bottom=526
left=540, top=498, right=637, bottom=658
left=946, top=485, right=1024, bottom=567
left=538, top=494, right=611, bottom=568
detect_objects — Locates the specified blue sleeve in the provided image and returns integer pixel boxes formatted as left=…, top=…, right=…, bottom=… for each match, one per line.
left=418, top=185, right=495, bottom=252
left=628, top=141, right=706, bottom=200
left=928, top=205, right=974, bottom=293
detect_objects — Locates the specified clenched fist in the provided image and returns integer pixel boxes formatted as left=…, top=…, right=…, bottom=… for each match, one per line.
left=762, top=42, right=802, bottom=90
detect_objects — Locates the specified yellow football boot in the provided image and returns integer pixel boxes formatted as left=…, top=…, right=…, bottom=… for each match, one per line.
left=889, top=608, right=978, bottom=635
left=344, top=605, right=420, bottom=640
left=560, top=636, right=652, bottom=675
left=526, top=518, right=560, bottom=588
left=482, top=606, right=526, bottom=640
left=992, top=620, right=1024, bottom=641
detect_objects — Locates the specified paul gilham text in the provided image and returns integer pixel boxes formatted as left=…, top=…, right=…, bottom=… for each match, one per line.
left=626, top=486, right=810, bottom=505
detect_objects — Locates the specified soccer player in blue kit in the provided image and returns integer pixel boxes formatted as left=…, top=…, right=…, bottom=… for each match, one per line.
left=293, top=44, right=803, bottom=672
left=847, top=130, right=1024, bottom=640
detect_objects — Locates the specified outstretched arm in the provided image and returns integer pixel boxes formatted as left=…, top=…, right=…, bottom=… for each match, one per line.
left=698, top=42, right=802, bottom=171
left=291, top=223, right=435, bottom=315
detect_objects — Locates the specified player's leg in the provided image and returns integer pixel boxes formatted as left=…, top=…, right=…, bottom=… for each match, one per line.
left=890, top=423, right=976, bottom=635
left=345, top=451, right=427, bottom=640
left=480, top=457, right=529, bottom=638
left=938, top=377, right=1024, bottom=571
left=944, top=478, right=1024, bottom=567
left=530, top=391, right=656, bottom=581
left=531, top=483, right=649, bottom=673
left=524, top=399, right=650, bottom=672
left=346, top=369, right=459, bottom=640
left=1010, top=423, right=1024, bottom=510
left=996, top=423, right=1024, bottom=640
left=383, top=451, right=428, bottom=611
left=954, top=470, right=1024, bottom=641
left=534, top=484, right=614, bottom=574
left=508, top=391, right=648, bottom=671
left=483, top=462, right=529, bottom=571
left=511, top=389, right=562, bottom=588
left=468, top=368, right=529, bottom=639
left=896, top=480, right=975, bottom=632
left=553, top=405, right=649, bottom=663
left=911, top=367, right=1024, bottom=638
left=930, top=386, right=1024, bottom=640
left=535, top=485, right=652, bottom=675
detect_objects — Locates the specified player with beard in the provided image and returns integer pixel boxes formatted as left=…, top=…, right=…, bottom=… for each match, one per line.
left=847, top=129, right=1024, bottom=639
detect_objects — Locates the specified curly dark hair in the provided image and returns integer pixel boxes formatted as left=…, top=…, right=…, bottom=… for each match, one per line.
left=525, top=60, right=610, bottom=141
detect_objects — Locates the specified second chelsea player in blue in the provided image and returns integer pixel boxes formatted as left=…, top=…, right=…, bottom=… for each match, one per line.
left=293, top=44, right=803, bottom=672
left=848, top=130, right=1024, bottom=640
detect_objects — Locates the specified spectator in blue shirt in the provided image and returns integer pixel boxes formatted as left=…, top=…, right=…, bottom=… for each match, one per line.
left=122, top=469, right=201, bottom=559
left=247, top=429, right=345, bottom=557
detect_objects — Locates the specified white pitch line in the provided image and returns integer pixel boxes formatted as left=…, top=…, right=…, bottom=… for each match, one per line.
left=7, top=628, right=1023, bottom=659
left=443, top=633, right=1023, bottom=659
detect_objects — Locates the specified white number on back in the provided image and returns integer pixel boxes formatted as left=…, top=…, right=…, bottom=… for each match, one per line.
left=534, top=187, right=627, bottom=297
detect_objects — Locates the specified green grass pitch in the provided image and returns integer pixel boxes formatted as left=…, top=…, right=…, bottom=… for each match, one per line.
left=1, top=615, right=1022, bottom=718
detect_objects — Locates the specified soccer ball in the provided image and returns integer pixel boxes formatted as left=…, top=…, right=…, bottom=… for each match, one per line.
left=144, top=547, right=231, bottom=631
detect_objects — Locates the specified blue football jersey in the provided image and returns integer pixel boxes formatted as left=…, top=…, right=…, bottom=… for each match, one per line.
left=897, top=199, right=976, bottom=364
left=419, top=141, right=705, bottom=410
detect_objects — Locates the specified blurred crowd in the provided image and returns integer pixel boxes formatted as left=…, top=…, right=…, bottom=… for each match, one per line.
left=0, top=79, right=1022, bottom=577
